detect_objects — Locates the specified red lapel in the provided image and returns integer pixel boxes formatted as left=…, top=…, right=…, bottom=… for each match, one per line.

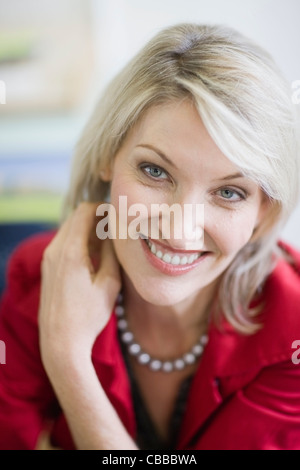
left=177, top=253, right=300, bottom=448
left=92, top=314, right=136, bottom=439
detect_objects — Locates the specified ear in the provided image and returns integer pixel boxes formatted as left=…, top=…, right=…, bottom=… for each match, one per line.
left=99, top=167, right=112, bottom=182
left=251, top=195, right=280, bottom=242
left=255, top=193, right=270, bottom=226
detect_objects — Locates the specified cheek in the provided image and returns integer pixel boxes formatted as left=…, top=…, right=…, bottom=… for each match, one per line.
left=110, top=174, right=156, bottom=210
left=110, top=175, right=136, bottom=207
left=110, top=175, right=155, bottom=246
left=206, top=207, right=258, bottom=255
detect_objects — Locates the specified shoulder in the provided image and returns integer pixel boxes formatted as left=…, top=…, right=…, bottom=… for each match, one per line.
left=266, top=240, right=300, bottom=303
left=2, top=231, right=57, bottom=322
left=200, top=245, right=300, bottom=449
left=246, top=241, right=300, bottom=366
left=6, top=230, right=57, bottom=285
left=259, top=241, right=300, bottom=354
left=212, top=241, right=300, bottom=377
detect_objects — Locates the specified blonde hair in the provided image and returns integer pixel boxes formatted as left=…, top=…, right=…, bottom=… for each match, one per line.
left=63, top=23, right=299, bottom=334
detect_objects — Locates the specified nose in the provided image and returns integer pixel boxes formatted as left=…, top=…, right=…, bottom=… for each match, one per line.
left=151, top=201, right=205, bottom=251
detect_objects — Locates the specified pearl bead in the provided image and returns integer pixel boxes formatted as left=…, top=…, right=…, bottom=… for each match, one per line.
left=138, top=353, right=151, bottom=365
left=122, top=331, right=133, bottom=343
left=184, top=353, right=196, bottom=365
left=192, top=344, right=204, bottom=356
left=128, top=343, right=141, bottom=355
left=200, top=335, right=209, bottom=346
left=174, top=359, right=185, bottom=370
left=162, top=362, right=173, bottom=372
left=115, top=305, right=125, bottom=317
left=118, top=319, right=128, bottom=331
left=150, top=360, right=162, bottom=371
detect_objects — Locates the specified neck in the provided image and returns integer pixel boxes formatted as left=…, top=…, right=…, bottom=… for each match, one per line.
left=120, top=270, right=219, bottom=360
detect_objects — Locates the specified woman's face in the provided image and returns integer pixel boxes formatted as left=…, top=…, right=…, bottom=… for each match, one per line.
left=107, top=100, right=266, bottom=306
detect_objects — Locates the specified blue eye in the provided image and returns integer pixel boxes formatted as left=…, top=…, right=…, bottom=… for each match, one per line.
left=218, top=188, right=244, bottom=201
left=142, top=165, right=168, bottom=180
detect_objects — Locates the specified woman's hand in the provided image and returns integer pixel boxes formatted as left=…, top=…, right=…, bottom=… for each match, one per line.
left=38, top=202, right=121, bottom=372
left=37, top=202, right=138, bottom=450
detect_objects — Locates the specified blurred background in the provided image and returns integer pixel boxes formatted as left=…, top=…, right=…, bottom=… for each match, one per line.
left=0, top=0, right=300, bottom=292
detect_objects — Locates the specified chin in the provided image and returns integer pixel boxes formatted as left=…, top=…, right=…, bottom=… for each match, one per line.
left=123, top=271, right=202, bottom=307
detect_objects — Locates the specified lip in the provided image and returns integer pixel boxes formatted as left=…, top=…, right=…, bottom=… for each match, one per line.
left=140, top=237, right=211, bottom=277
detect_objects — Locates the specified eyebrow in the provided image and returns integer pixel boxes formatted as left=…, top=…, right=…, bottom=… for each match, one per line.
left=136, top=144, right=246, bottom=182
left=213, top=172, right=245, bottom=182
left=135, top=144, right=178, bottom=170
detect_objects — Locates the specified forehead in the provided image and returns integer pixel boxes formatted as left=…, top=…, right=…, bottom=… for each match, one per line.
left=122, top=99, right=241, bottom=177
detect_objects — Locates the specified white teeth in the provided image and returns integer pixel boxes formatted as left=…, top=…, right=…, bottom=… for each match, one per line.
left=171, top=255, right=180, bottom=265
left=146, top=239, right=201, bottom=266
left=162, top=253, right=172, bottom=263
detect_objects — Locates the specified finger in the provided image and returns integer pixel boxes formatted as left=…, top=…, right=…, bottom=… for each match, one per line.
left=95, top=238, right=121, bottom=281
left=66, top=202, right=102, bottom=254
left=42, top=212, right=74, bottom=257
left=45, top=202, right=106, bottom=271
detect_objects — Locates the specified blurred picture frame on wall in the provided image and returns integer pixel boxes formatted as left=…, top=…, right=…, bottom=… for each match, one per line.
left=0, top=0, right=95, bottom=113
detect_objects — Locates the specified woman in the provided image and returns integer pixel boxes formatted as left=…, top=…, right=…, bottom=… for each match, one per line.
left=0, top=23, right=300, bottom=450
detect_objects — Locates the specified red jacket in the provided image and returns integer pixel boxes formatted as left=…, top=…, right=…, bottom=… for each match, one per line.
left=0, top=232, right=300, bottom=450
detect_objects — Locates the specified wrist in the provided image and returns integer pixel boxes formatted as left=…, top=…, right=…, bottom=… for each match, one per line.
left=40, top=339, right=93, bottom=381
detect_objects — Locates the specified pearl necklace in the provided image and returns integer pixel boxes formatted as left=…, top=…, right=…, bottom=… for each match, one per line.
left=115, top=292, right=209, bottom=373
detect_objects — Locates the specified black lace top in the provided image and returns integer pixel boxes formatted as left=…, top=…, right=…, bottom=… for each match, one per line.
left=119, top=339, right=193, bottom=450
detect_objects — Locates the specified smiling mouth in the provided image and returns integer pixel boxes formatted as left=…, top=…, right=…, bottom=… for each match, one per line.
left=144, top=237, right=208, bottom=266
